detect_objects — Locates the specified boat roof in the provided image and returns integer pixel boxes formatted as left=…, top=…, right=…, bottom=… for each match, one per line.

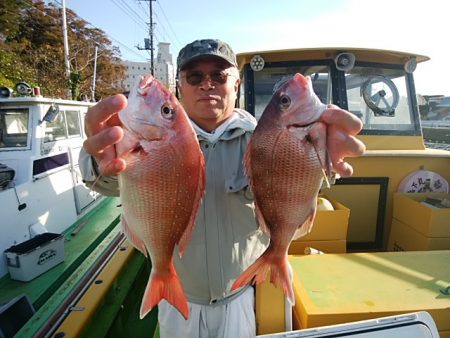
left=0, top=96, right=94, bottom=107
left=237, top=47, right=430, bottom=66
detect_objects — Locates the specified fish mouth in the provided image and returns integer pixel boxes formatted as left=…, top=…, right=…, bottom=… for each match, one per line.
left=287, top=122, right=315, bottom=129
left=137, top=76, right=155, bottom=95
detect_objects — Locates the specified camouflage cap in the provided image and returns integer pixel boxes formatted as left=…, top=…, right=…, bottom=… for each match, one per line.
left=177, top=39, right=238, bottom=73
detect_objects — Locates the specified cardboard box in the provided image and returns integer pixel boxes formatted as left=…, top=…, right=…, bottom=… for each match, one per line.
left=255, top=279, right=286, bottom=335
left=440, top=331, right=450, bottom=338
left=4, top=233, right=64, bottom=282
left=289, top=251, right=450, bottom=334
left=301, top=195, right=350, bottom=241
left=288, top=196, right=349, bottom=254
left=388, top=219, right=450, bottom=251
left=288, top=240, right=346, bottom=254
left=393, top=193, right=450, bottom=238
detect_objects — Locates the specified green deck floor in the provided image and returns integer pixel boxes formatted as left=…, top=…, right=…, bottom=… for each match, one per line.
left=0, top=196, right=122, bottom=336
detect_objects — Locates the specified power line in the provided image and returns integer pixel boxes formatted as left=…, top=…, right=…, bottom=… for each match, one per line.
left=155, top=0, right=183, bottom=50
left=134, top=0, right=182, bottom=52
left=117, top=0, right=149, bottom=25
left=48, top=0, right=149, bottom=61
left=110, top=0, right=148, bottom=29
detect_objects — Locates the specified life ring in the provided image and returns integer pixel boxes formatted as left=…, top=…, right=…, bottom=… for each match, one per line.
left=397, top=170, right=449, bottom=193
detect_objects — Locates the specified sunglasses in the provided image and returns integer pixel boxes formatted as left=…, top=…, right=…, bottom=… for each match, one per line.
left=181, top=70, right=235, bottom=86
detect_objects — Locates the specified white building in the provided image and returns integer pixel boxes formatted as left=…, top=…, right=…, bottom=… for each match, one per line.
left=122, top=61, right=152, bottom=92
left=154, top=42, right=176, bottom=93
left=122, top=42, right=175, bottom=93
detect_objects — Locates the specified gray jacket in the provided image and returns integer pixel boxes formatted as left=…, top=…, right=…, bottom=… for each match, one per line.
left=79, top=108, right=269, bottom=305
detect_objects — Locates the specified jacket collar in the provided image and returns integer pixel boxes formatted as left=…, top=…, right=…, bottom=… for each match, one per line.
left=192, top=108, right=256, bottom=142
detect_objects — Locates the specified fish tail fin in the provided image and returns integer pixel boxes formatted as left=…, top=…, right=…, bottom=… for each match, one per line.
left=140, top=260, right=189, bottom=320
left=231, top=252, right=271, bottom=290
left=232, top=252, right=294, bottom=305
left=270, top=257, right=295, bottom=305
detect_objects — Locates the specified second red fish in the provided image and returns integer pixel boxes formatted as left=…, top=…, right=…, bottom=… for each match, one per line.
left=232, top=73, right=330, bottom=304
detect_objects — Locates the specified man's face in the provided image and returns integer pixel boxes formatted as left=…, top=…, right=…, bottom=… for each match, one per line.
left=178, top=58, right=240, bottom=132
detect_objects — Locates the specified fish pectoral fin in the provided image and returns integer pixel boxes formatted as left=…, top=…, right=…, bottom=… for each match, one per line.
left=121, top=214, right=148, bottom=257
left=307, top=123, right=332, bottom=188
left=292, top=209, right=316, bottom=240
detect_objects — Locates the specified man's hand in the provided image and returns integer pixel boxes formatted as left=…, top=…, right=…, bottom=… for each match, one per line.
left=320, top=105, right=366, bottom=177
left=83, top=94, right=127, bottom=176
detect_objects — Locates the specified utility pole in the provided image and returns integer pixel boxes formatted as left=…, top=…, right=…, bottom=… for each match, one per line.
left=91, top=45, right=98, bottom=102
left=61, top=0, right=71, bottom=98
left=137, top=0, right=156, bottom=75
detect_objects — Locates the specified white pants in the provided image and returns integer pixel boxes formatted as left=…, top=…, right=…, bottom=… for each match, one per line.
left=158, top=287, right=256, bottom=338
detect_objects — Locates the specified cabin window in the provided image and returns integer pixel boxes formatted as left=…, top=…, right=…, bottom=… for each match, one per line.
left=0, top=109, right=29, bottom=148
left=251, top=65, right=331, bottom=120
left=345, top=66, right=417, bottom=134
left=44, top=111, right=66, bottom=142
left=44, top=110, right=83, bottom=142
left=66, top=110, right=81, bottom=137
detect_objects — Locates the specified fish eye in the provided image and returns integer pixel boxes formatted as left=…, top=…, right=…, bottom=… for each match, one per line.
left=279, top=94, right=291, bottom=109
left=161, top=104, right=175, bottom=119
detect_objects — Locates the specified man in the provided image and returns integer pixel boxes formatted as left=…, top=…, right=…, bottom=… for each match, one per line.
left=80, top=39, right=365, bottom=337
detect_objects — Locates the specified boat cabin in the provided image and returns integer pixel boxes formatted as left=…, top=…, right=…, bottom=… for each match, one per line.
left=238, top=48, right=428, bottom=150
left=0, top=95, right=100, bottom=278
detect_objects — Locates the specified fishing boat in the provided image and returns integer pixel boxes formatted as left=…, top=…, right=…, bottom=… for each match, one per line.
left=0, top=90, right=113, bottom=335
left=1, top=47, right=449, bottom=338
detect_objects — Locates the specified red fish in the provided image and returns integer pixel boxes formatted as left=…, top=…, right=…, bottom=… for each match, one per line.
left=232, top=73, right=330, bottom=304
left=116, top=75, right=205, bottom=319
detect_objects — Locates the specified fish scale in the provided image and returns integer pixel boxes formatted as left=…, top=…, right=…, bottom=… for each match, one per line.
left=117, top=75, right=205, bottom=320
left=232, top=73, right=330, bottom=304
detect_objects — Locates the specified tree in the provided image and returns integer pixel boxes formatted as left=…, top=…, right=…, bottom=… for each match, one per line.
left=0, top=0, right=126, bottom=100
left=0, top=1, right=23, bottom=40
left=0, top=1, right=36, bottom=89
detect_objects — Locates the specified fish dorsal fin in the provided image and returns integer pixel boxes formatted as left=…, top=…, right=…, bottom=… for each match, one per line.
left=177, top=153, right=206, bottom=257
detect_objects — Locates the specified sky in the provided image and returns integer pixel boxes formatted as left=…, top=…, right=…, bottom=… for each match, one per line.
left=59, top=0, right=450, bottom=96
